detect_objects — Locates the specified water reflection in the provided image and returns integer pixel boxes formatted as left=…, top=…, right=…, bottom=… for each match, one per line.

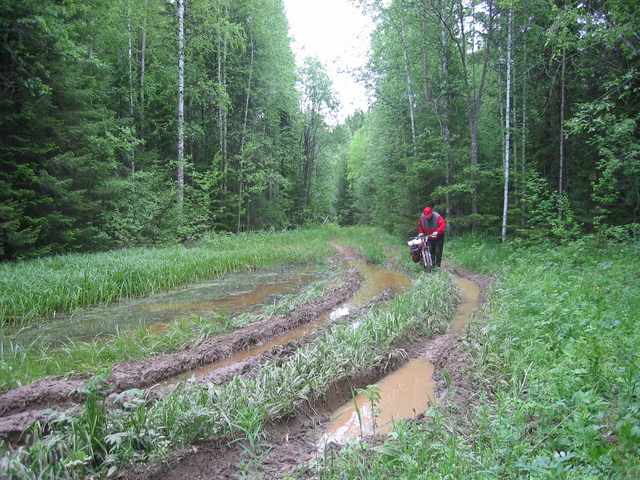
left=322, top=358, right=438, bottom=446
left=347, top=262, right=412, bottom=307
left=449, top=277, right=479, bottom=334
left=169, top=263, right=412, bottom=383
left=3, top=266, right=326, bottom=348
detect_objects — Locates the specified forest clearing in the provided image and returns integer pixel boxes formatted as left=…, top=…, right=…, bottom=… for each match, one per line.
left=1, top=227, right=638, bottom=479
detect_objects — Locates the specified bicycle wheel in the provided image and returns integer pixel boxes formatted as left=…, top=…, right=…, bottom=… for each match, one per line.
left=421, top=247, right=433, bottom=272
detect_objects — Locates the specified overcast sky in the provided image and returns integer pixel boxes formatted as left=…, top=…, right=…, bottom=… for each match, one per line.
left=282, top=0, right=374, bottom=123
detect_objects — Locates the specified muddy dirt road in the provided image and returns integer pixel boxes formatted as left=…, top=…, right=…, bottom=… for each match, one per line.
left=0, top=243, right=491, bottom=479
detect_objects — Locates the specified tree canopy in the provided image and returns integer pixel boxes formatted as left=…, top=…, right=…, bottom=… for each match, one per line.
left=1, top=0, right=638, bottom=260
left=346, top=0, right=639, bottom=242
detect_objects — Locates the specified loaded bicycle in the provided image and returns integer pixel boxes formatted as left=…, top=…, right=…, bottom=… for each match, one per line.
left=407, top=233, right=437, bottom=272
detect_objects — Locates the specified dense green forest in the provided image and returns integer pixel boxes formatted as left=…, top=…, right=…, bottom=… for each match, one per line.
left=1, top=0, right=638, bottom=260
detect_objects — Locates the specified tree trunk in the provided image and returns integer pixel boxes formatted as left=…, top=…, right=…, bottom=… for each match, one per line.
left=399, top=9, right=417, bottom=157
left=502, top=2, right=513, bottom=243
left=521, top=46, right=527, bottom=228
left=218, top=0, right=228, bottom=193
left=301, top=118, right=318, bottom=208
left=127, top=0, right=135, bottom=174
left=139, top=0, right=147, bottom=146
left=455, top=0, right=495, bottom=233
left=177, top=0, right=185, bottom=223
left=127, top=0, right=135, bottom=118
left=439, top=13, right=453, bottom=220
left=558, top=45, right=566, bottom=219
left=237, top=38, right=254, bottom=233
left=419, top=1, right=454, bottom=218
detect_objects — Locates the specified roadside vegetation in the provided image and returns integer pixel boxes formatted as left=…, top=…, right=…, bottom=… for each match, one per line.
left=0, top=228, right=342, bottom=324
left=316, top=234, right=640, bottom=479
left=0, top=227, right=459, bottom=479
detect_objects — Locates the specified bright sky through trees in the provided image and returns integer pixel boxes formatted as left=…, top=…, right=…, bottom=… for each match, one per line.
left=282, top=0, right=373, bottom=122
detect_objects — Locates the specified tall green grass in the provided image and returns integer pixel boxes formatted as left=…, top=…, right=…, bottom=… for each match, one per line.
left=0, top=226, right=407, bottom=393
left=316, top=235, right=640, bottom=479
left=0, top=228, right=346, bottom=392
left=0, top=228, right=339, bottom=324
left=0, top=249, right=459, bottom=479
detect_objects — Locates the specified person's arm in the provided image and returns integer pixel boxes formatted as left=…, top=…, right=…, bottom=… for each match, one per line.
left=435, top=215, right=447, bottom=236
left=418, top=216, right=425, bottom=235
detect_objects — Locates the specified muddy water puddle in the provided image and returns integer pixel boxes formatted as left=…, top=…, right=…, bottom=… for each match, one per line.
left=2, top=266, right=328, bottom=348
left=171, top=262, right=412, bottom=381
left=322, top=276, right=480, bottom=446
left=323, top=358, right=438, bottom=445
left=450, top=277, right=480, bottom=334
left=183, top=318, right=324, bottom=380
left=346, top=262, right=412, bottom=307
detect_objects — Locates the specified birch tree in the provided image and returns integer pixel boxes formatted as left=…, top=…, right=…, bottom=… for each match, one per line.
left=453, top=0, right=496, bottom=231
left=502, top=1, right=513, bottom=243
left=177, top=0, right=185, bottom=221
left=298, top=58, right=337, bottom=214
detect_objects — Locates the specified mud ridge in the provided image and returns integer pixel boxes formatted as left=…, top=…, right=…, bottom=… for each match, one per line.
left=117, top=348, right=411, bottom=480
left=0, top=267, right=364, bottom=446
left=117, top=266, right=493, bottom=480
left=0, top=243, right=493, bottom=480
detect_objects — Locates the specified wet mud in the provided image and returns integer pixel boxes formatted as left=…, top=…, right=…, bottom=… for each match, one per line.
left=323, top=357, right=439, bottom=445
left=0, top=267, right=363, bottom=442
left=115, top=266, right=491, bottom=480
left=2, top=267, right=325, bottom=348
left=320, top=274, right=480, bottom=446
left=0, top=242, right=493, bottom=479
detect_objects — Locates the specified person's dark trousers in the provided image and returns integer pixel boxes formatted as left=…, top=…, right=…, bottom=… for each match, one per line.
left=429, top=234, right=445, bottom=267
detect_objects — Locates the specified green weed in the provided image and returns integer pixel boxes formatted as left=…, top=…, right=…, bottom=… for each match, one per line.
left=0, top=228, right=339, bottom=324
left=358, top=384, right=382, bottom=439
left=0, top=271, right=343, bottom=393
left=231, top=404, right=272, bottom=479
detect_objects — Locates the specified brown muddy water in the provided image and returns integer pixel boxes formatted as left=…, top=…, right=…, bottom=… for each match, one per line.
left=322, top=276, right=480, bottom=446
left=171, top=261, right=413, bottom=381
left=2, top=266, right=329, bottom=349
left=4, top=260, right=479, bottom=449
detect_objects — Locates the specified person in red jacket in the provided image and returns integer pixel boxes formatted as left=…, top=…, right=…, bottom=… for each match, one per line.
left=418, top=207, right=447, bottom=267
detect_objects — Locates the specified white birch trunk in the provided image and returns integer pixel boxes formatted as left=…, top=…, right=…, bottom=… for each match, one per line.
left=177, top=0, right=185, bottom=218
left=455, top=0, right=494, bottom=232
left=127, top=1, right=134, bottom=117
left=521, top=59, right=527, bottom=227
left=140, top=0, right=147, bottom=145
left=126, top=0, right=136, bottom=174
left=218, top=0, right=228, bottom=192
left=399, top=12, right=417, bottom=157
left=237, top=38, right=254, bottom=233
left=502, top=3, right=513, bottom=243
left=558, top=46, right=566, bottom=219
